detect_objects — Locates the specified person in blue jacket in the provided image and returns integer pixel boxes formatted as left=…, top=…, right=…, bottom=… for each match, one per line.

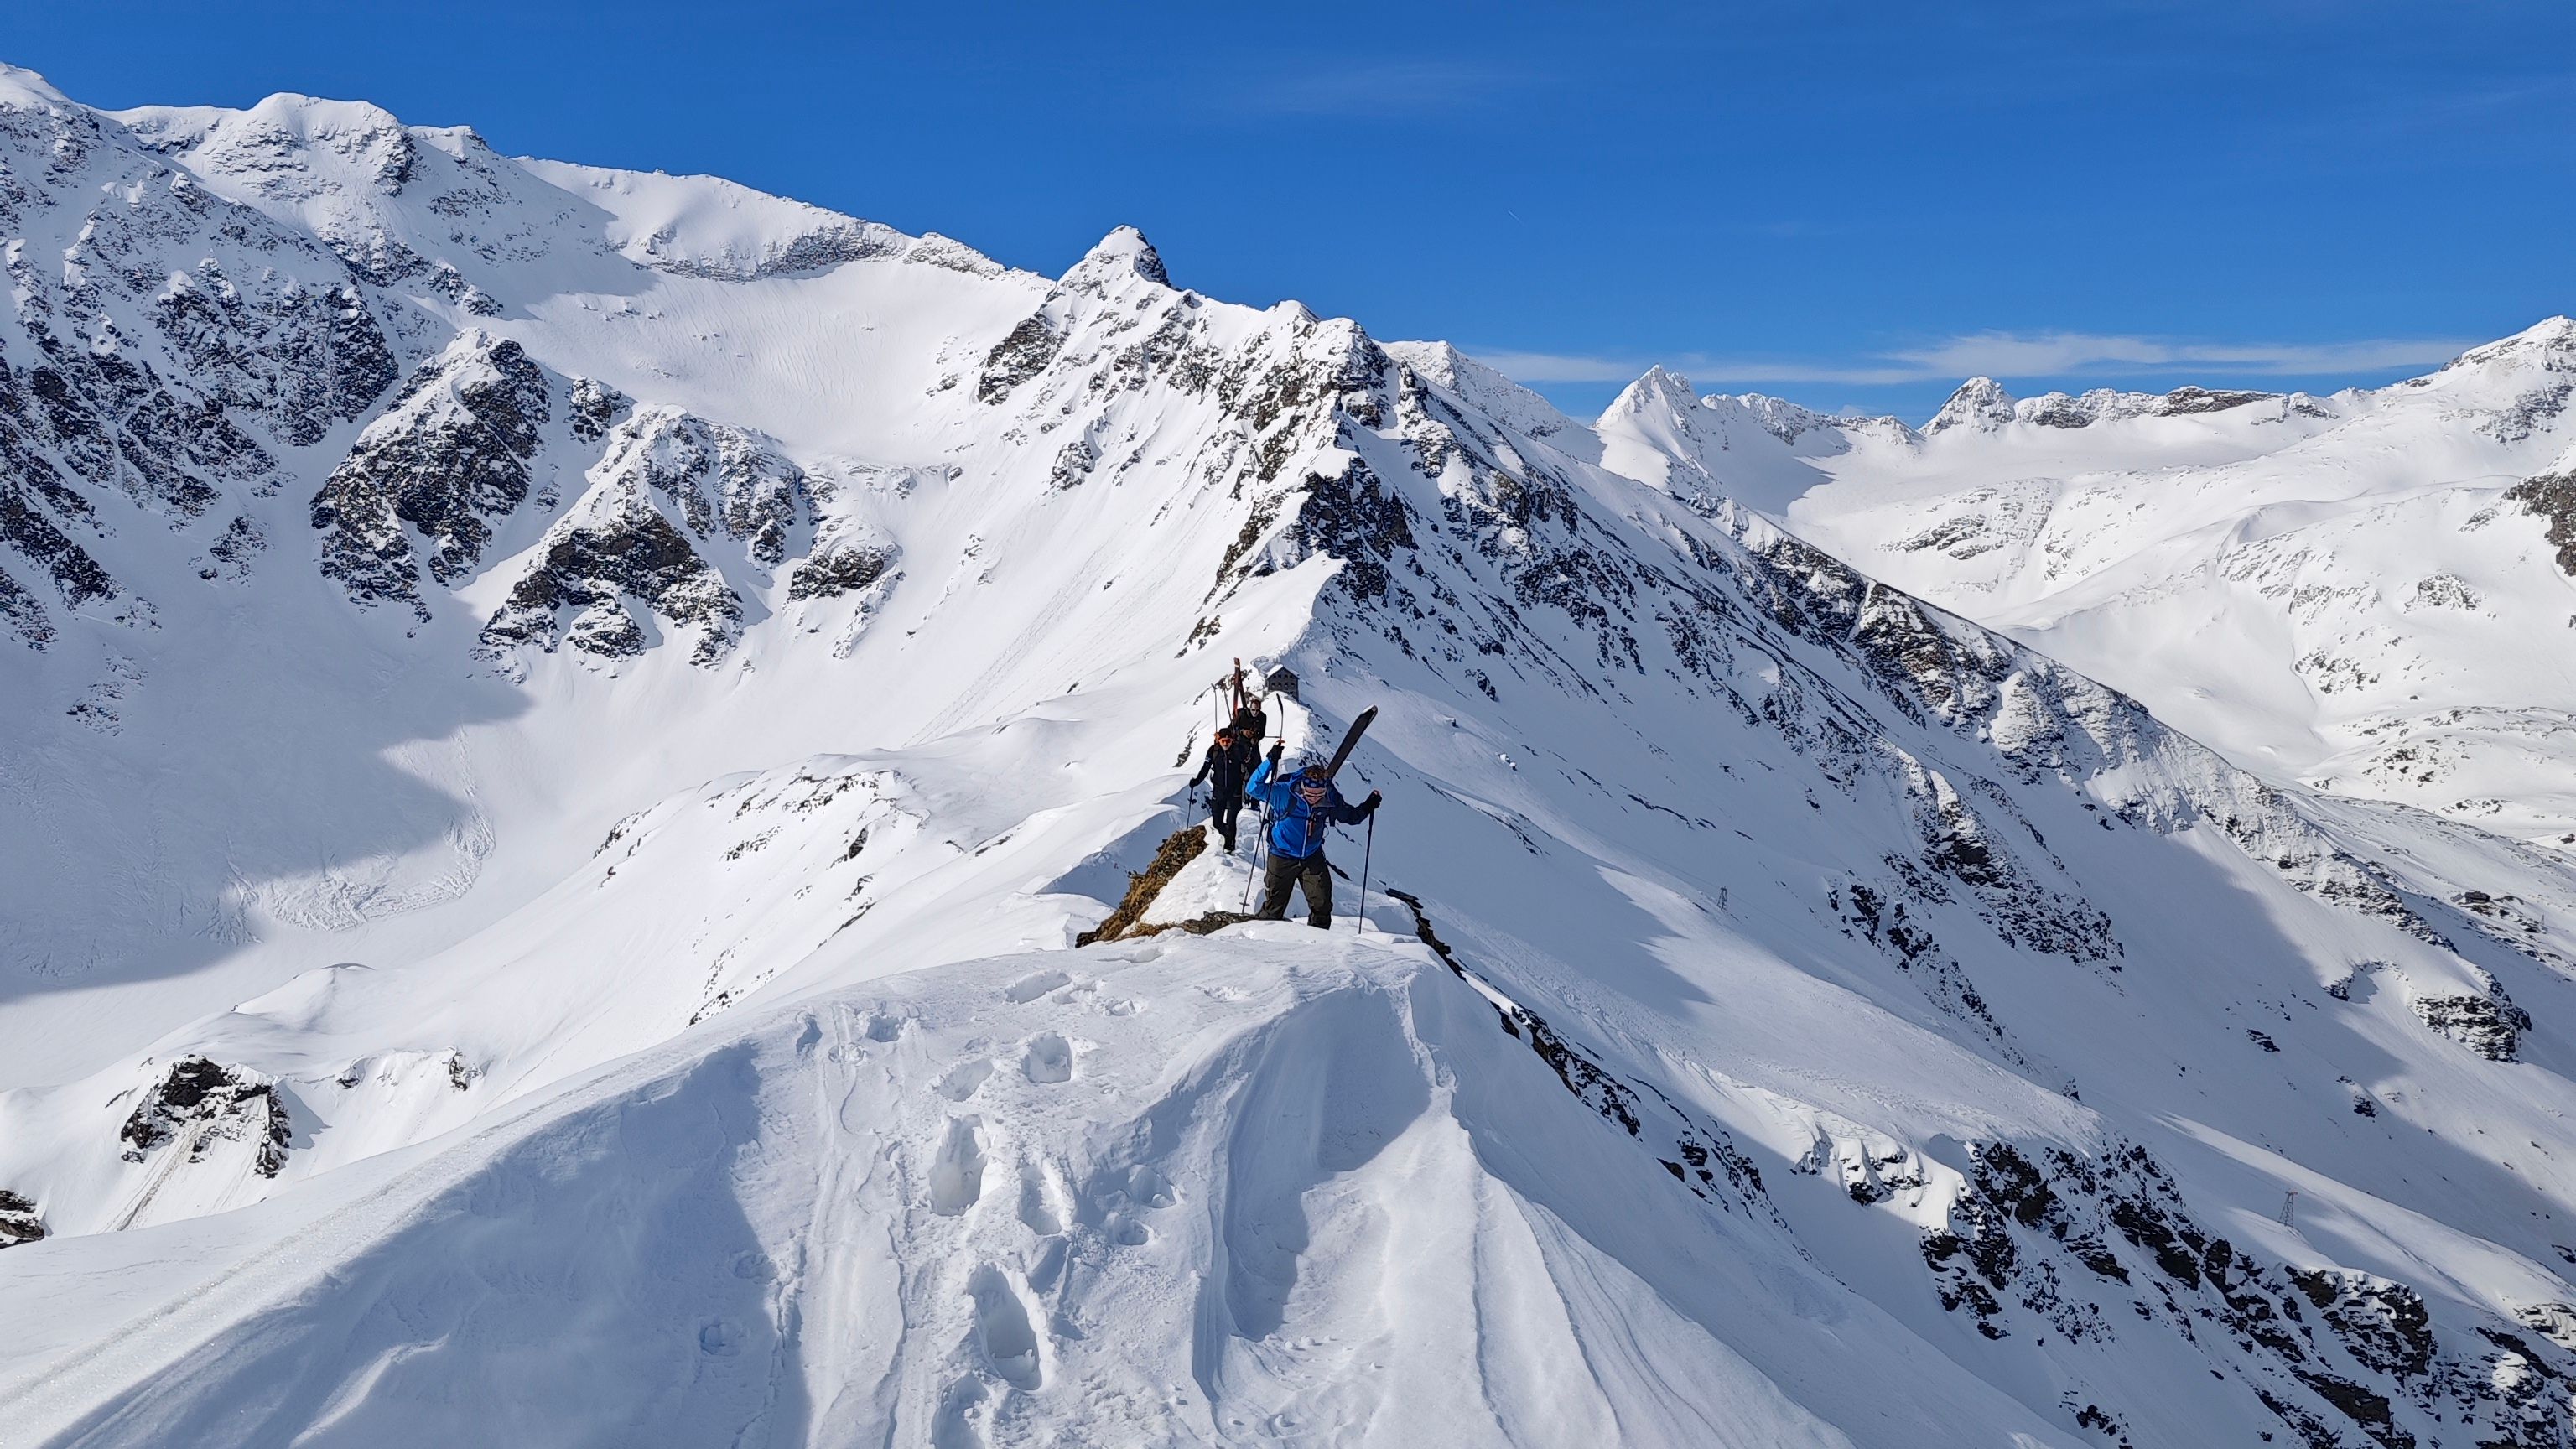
left=1244, top=741, right=1381, bottom=928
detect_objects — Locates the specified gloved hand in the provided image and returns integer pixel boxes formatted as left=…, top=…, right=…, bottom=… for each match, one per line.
left=1363, top=790, right=1383, bottom=813
left=1267, top=740, right=1285, bottom=763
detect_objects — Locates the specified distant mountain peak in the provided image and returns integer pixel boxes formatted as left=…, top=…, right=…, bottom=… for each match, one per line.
left=1601, top=364, right=1701, bottom=423
left=1924, top=375, right=2017, bottom=434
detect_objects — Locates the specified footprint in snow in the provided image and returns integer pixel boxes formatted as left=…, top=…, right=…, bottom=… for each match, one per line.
left=1125, top=1165, right=1176, bottom=1208
left=966, top=1265, right=1044, bottom=1389
left=928, top=1117, right=986, bottom=1214
left=935, top=1059, right=995, bottom=1102
left=1003, top=969, right=1072, bottom=1005
left=1017, top=1166, right=1065, bottom=1236
left=932, top=1375, right=989, bottom=1449
left=1022, top=1032, right=1073, bottom=1083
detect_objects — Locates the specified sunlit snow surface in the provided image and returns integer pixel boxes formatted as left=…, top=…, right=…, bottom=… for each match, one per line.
left=1601, top=336, right=2576, bottom=845
left=8, top=62, right=2576, bottom=1448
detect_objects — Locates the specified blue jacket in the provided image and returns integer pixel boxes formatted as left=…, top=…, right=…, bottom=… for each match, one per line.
left=1244, top=758, right=1374, bottom=860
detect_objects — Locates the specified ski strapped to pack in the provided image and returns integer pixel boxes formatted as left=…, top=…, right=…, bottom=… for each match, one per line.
left=1318, top=705, right=1376, bottom=781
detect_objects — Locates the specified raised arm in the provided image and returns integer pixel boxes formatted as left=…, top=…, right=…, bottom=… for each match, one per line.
left=1244, top=750, right=1285, bottom=807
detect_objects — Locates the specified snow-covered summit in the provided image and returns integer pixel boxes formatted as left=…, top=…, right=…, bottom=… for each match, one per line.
left=1924, top=374, right=2018, bottom=434
left=0, top=61, right=77, bottom=111
left=1061, top=222, right=1170, bottom=290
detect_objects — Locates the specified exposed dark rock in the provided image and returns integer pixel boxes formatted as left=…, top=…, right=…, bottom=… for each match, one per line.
left=1074, top=826, right=1207, bottom=945
left=787, top=543, right=898, bottom=602
left=2288, top=1270, right=2435, bottom=1382
left=476, top=408, right=801, bottom=663
left=978, top=314, right=1062, bottom=403
left=2157, top=386, right=2277, bottom=416
left=118, top=1056, right=290, bottom=1178
left=1286, top=454, right=1415, bottom=602
left=1049, top=436, right=1097, bottom=491
left=0, top=471, right=117, bottom=613
left=0, top=1189, right=43, bottom=1248
left=2412, top=985, right=2531, bottom=1062
left=313, top=335, right=552, bottom=615
left=196, top=513, right=265, bottom=582
left=0, top=566, right=54, bottom=648
left=568, top=376, right=629, bottom=443
left=483, top=509, right=727, bottom=662
left=1916, top=1138, right=2575, bottom=1446
left=2507, top=470, right=2576, bottom=577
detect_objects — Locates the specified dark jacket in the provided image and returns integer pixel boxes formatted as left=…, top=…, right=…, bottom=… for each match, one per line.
left=1190, top=738, right=1252, bottom=797
left=1244, top=757, right=1375, bottom=859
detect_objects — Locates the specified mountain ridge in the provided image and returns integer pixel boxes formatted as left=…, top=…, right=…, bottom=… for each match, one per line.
left=8, top=69, right=2576, bottom=1449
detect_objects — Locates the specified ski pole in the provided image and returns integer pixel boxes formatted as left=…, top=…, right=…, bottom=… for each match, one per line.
left=1357, top=811, right=1375, bottom=936
left=1240, top=801, right=1267, bottom=913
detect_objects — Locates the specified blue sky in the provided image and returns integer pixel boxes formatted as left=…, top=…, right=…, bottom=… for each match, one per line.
left=16, top=1, right=2572, bottom=419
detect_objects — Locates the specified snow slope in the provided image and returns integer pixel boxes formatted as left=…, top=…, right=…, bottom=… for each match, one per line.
left=9, top=64, right=2576, bottom=1447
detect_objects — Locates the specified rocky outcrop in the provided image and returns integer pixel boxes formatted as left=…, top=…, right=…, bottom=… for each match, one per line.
left=118, top=1057, right=291, bottom=1179
left=978, top=314, right=1063, bottom=403
left=479, top=408, right=806, bottom=664
left=312, top=333, right=553, bottom=616
left=2506, top=468, right=2576, bottom=576
left=2412, top=979, right=2532, bottom=1062
left=1923, top=1140, right=2576, bottom=1448
left=0, top=1189, right=43, bottom=1248
left=787, top=540, right=898, bottom=602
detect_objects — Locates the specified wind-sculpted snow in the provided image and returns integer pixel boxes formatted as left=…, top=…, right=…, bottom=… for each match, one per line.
left=12, top=64, right=2576, bottom=1448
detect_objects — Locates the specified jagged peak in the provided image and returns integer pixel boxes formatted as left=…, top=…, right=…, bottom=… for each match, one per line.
left=1602, top=364, right=1701, bottom=421
left=1062, top=225, right=1169, bottom=290
left=1924, top=376, right=2018, bottom=435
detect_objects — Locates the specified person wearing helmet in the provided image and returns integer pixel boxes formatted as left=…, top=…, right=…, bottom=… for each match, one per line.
left=1243, top=742, right=1381, bottom=928
left=1187, top=726, right=1254, bottom=853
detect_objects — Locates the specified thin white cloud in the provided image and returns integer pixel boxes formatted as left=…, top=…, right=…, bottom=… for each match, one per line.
left=1886, top=331, right=2476, bottom=379
left=1472, top=330, right=2477, bottom=387
left=1459, top=350, right=1646, bottom=383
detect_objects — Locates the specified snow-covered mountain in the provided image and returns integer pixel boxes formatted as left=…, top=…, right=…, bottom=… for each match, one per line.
left=9, top=65, right=2576, bottom=1448
left=1596, top=334, right=2576, bottom=849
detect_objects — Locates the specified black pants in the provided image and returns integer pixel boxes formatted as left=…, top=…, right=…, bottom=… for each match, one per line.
left=1208, top=793, right=1244, bottom=852
left=1257, top=849, right=1334, bottom=927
